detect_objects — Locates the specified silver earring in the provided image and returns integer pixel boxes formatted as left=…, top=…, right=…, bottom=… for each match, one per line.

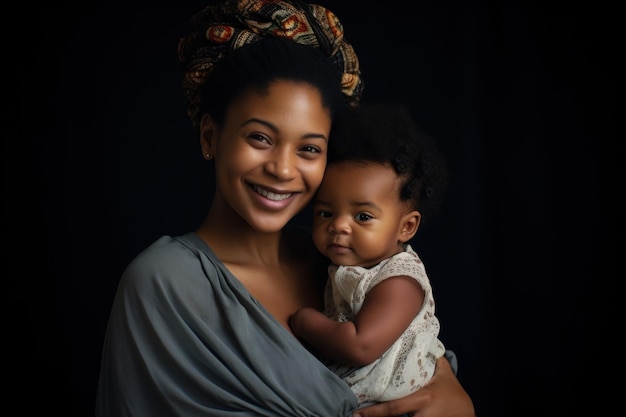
left=205, top=152, right=211, bottom=159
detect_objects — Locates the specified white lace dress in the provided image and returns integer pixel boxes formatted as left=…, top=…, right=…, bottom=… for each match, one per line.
left=323, top=244, right=446, bottom=403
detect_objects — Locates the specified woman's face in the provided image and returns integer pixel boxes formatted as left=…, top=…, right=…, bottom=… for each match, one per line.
left=202, top=80, right=331, bottom=233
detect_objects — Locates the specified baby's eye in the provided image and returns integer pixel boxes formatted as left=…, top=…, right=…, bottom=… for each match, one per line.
left=356, top=213, right=372, bottom=221
left=317, top=210, right=332, bottom=219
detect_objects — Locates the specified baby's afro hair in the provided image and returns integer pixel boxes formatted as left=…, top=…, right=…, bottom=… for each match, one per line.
left=328, top=102, right=448, bottom=218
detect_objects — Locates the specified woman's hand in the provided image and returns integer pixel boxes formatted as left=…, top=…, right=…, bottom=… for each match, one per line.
left=352, top=356, right=475, bottom=417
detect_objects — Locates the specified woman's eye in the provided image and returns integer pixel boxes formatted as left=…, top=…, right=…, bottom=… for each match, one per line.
left=300, top=145, right=321, bottom=154
left=248, top=133, right=270, bottom=143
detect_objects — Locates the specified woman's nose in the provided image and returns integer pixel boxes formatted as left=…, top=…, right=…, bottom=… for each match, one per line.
left=265, top=148, right=296, bottom=180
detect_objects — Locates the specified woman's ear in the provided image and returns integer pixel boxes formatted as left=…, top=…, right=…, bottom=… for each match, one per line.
left=399, top=210, right=421, bottom=243
left=200, top=113, right=216, bottom=160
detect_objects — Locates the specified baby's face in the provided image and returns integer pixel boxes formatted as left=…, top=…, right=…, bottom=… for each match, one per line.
left=312, top=161, right=412, bottom=267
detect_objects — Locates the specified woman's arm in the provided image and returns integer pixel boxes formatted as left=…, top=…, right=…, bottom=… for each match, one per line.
left=351, top=355, right=475, bottom=417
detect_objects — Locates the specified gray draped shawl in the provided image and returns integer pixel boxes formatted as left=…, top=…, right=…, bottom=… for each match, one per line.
left=95, top=232, right=358, bottom=416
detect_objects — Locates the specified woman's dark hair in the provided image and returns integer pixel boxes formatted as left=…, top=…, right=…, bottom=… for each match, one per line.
left=328, top=103, right=448, bottom=218
left=177, top=0, right=363, bottom=130
left=196, top=37, right=347, bottom=127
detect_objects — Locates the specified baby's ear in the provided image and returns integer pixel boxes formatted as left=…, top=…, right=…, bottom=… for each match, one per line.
left=399, top=210, right=421, bottom=243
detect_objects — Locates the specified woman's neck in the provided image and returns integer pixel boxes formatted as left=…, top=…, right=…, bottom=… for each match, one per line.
left=196, top=205, right=325, bottom=329
left=196, top=195, right=288, bottom=267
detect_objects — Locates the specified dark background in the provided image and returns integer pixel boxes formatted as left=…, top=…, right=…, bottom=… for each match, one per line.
left=7, top=0, right=616, bottom=415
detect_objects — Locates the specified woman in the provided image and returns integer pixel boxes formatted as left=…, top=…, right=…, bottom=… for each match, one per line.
left=95, top=1, right=475, bottom=416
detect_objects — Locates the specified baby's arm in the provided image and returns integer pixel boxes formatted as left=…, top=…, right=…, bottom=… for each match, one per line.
left=289, top=275, right=424, bottom=367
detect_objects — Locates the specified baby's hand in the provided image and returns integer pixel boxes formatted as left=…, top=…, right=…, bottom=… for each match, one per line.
left=288, top=306, right=319, bottom=334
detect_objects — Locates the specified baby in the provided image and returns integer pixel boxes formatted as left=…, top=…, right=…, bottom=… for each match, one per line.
left=290, top=102, right=448, bottom=404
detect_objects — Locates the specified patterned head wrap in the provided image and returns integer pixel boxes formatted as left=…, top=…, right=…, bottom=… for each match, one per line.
left=178, top=0, right=363, bottom=125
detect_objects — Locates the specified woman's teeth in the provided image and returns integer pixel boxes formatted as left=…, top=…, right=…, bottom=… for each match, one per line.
left=253, top=185, right=292, bottom=201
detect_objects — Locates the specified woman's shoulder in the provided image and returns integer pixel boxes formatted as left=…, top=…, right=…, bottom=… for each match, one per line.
left=120, top=233, right=216, bottom=293
left=129, top=234, right=196, bottom=267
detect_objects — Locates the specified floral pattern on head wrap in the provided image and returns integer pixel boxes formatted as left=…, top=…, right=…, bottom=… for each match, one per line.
left=178, top=0, right=363, bottom=125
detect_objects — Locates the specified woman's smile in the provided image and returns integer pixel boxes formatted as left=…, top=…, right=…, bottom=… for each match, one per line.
left=250, top=183, right=298, bottom=210
left=251, top=184, right=293, bottom=201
